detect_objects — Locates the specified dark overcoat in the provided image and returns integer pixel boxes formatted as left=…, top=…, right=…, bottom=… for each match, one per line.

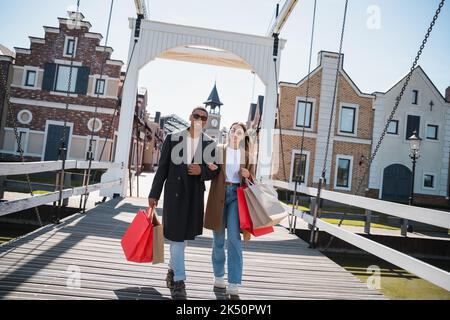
left=148, top=128, right=219, bottom=241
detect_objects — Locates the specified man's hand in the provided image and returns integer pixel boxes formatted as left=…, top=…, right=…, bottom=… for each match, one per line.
left=148, top=197, right=158, bottom=208
left=187, top=164, right=201, bottom=176
left=207, top=163, right=218, bottom=171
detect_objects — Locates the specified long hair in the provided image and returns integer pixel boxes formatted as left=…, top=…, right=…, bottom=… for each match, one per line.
left=229, top=122, right=251, bottom=167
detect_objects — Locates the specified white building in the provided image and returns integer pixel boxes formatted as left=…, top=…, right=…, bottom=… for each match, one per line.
left=369, top=66, right=450, bottom=206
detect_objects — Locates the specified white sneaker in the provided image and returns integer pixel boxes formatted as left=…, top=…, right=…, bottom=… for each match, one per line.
left=214, top=277, right=226, bottom=289
left=227, top=283, right=239, bottom=296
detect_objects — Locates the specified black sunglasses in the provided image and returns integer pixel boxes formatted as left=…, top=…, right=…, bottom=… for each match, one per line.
left=192, top=113, right=208, bottom=121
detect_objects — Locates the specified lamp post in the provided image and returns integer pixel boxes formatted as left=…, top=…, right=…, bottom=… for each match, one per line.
left=404, top=130, right=421, bottom=236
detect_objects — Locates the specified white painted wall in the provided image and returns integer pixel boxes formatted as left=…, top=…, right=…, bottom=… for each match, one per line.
left=369, top=67, right=450, bottom=198
left=313, top=51, right=341, bottom=183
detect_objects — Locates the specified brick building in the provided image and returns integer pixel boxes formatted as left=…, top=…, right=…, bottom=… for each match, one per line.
left=272, top=51, right=375, bottom=196
left=0, top=44, right=15, bottom=153
left=0, top=11, right=123, bottom=162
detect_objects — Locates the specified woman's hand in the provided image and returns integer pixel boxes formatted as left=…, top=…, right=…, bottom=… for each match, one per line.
left=241, top=167, right=251, bottom=178
left=207, top=163, right=219, bottom=171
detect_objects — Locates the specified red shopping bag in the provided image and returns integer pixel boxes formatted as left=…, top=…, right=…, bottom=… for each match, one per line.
left=121, top=207, right=154, bottom=263
left=237, top=185, right=273, bottom=237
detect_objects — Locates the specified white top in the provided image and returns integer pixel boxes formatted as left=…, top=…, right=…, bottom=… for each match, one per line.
left=225, top=147, right=241, bottom=183
left=186, top=135, right=200, bottom=164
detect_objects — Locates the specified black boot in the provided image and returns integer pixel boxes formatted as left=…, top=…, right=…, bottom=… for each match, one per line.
left=166, top=269, right=174, bottom=289
left=170, top=280, right=187, bottom=300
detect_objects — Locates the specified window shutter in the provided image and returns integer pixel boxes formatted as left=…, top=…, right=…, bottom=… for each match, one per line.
left=75, top=67, right=90, bottom=95
left=42, top=63, right=56, bottom=91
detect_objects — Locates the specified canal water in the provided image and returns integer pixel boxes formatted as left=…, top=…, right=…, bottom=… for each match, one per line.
left=324, top=252, right=450, bottom=299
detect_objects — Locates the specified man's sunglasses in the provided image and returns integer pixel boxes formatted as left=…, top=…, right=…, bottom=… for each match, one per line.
left=192, top=113, right=208, bottom=121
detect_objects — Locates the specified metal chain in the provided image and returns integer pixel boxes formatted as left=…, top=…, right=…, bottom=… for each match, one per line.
left=81, top=0, right=115, bottom=213
left=275, top=56, right=287, bottom=181
left=98, top=38, right=138, bottom=161
left=2, top=71, right=42, bottom=226
left=289, top=0, right=318, bottom=234
left=355, top=0, right=445, bottom=195
left=323, top=0, right=446, bottom=252
left=53, top=0, right=81, bottom=224
left=309, top=0, right=348, bottom=248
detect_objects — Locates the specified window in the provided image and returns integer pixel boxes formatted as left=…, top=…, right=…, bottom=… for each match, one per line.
left=406, top=115, right=420, bottom=139
left=387, top=120, right=399, bottom=135
left=16, top=131, right=27, bottom=153
left=17, top=109, right=33, bottom=125
left=336, top=157, right=351, bottom=188
left=295, top=100, right=312, bottom=128
left=95, top=79, right=105, bottom=95
left=412, top=90, right=419, bottom=105
left=291, top=153, right=307, bottom=183
left=55, top=65, right=78, bottom=93
left=42, top=63, right=90, bottom=95
left=426, top=124, right=438, bottom=140
left=423, top=174, right=435, bottom=188
left=65, top=38, right=76, bottom=57
left=25, top=70, right=36, bottom=87
left=87, top=118, right=102, bottom=133
left=339, top=106, right=356, bottom=134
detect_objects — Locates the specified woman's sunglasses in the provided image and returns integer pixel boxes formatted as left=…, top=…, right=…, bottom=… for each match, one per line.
left=192, top=113, right=208, bottom=121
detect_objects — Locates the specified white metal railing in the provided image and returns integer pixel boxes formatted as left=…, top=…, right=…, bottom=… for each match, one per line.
left=0, top=160, right=123, bottom=217
left=265, top=179, right=450, bottom=229
left=0, top=160, right=122, bottom=176
left=265, top=179, right=450, bottom=291
left=0, top=179, right=122, bottom=217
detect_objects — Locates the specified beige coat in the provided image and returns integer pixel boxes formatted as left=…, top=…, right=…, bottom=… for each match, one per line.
left=204, top=143, right=256, bottom=231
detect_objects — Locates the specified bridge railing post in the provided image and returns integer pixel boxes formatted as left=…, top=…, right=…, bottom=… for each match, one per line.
left=364, top=209, right=371, bottom=234
left=308, top=197, right=316, bottom=230
left=401, top=219, right=408, bottom=237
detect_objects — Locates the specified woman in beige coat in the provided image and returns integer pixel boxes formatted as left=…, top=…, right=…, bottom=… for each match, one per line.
left=204, top=122, right=255, bottom=298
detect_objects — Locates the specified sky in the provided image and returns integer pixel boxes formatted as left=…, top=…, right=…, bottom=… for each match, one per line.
left=0, top=0, right=449, bottom=129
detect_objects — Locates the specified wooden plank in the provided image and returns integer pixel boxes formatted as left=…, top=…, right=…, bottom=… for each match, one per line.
left=0, top=196, right=385, bottom=300
left=0, top=275, right=381, bottom=300
left=0, top=251, right=365, bottom=284
left=0, top=262, right=378, bottom=292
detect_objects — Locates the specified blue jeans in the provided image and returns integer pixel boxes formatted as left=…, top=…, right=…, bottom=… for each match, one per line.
left=212, top=185, right=243, bottom=284
left=168, top=241, right=187, bottom=282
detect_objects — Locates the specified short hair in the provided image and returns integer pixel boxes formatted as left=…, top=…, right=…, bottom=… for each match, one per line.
left=192, top=106, right=208, bottom=116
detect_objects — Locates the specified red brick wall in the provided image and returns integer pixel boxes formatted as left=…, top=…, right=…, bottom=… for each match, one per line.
left=15, top=25, right=120, bottom=78
left=275, top=65, right=374, bottom=196
left=334, top=74, right=374, bottom=140
left=279, top=69, right=322, bottom=132
left=330, top=141, right=371, bottom=196
left=5, top=15, right=122, bottom=141
left=7, top=103, right=118, bottom=138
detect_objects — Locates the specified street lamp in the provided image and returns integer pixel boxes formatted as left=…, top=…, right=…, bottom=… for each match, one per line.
left=404, top=130, right=421, bottom=236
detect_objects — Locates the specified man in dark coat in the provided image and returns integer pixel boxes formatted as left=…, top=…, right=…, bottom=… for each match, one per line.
left=148, top=106, right=220, bottom=299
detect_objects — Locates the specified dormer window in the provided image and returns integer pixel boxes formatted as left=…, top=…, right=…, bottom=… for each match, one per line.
left=64, top=37, right=77, bottom=57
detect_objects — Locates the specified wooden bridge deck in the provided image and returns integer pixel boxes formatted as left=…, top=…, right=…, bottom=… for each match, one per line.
left=0, top=197, right=385, bottom=300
